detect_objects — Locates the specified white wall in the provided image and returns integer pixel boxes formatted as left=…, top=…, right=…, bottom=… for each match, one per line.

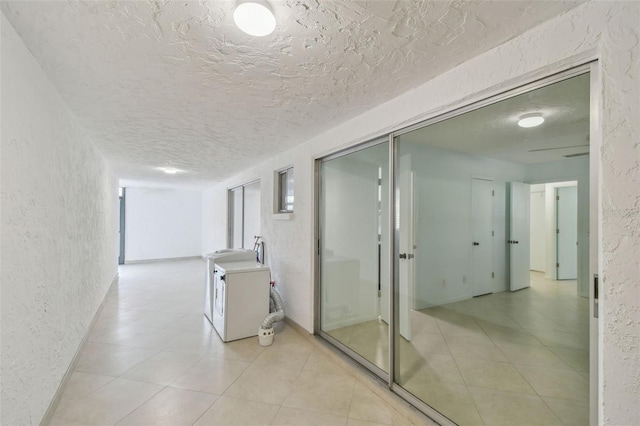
left=402, top=144, right=525, bottom=307
left=402, top=148, right=585, bottom=308
left=1, top=13, right=119, bottom=425
left=125, top=187, right=202, bottom=262
left=202, top=185, right=228, bottom=254
left=242, top=181, right=261, bottom=249
left=320, top=152, right=383, bottom=329
left=200, top=3, right=639, bottom=422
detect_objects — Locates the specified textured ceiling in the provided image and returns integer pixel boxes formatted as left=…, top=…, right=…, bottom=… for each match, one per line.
left=400, top=73, right=590, bottom=164
left=2, top=0, right=581, bottom=187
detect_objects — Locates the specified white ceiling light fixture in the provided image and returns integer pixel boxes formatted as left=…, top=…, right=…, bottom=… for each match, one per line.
left=233, top=0, right=276, bottom=37
left=156, top=166, right=181, bottom=174
left=517, top=113, right=545, bottom=128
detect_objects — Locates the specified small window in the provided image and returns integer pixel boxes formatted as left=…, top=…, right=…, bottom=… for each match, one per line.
left=277, top=168, right=294, bottom=213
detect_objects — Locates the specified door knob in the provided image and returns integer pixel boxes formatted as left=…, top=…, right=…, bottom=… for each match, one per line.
left=514, top=240, right=519, bottom=244
left=408, top=254, right=415, bottom=259
left=473, top=242, right=480, bottom=246
left=399, top=253, right=407, bottom=259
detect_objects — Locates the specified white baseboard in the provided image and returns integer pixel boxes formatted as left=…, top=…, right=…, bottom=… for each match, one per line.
left=40, top=274, right=119, bottom=425
left=322, top=313, right=379, bottom=331
left=414, top=293, right=472, bottom=310
left=125, top=255, right=202, bottom=264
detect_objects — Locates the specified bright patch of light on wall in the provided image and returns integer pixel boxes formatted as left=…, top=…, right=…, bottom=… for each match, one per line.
left=233, top=1, right=276, bottom=37
left=517, top=113, right=545, bottom=128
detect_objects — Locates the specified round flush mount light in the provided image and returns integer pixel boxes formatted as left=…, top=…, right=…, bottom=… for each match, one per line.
left=156, top=167, right=181, bottom=175
left=233, top=1, right=276, bottom=37
left=517, top=113, right=545, bottom=128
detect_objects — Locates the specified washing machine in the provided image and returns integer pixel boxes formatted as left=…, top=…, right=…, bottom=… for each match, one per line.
left=204, top=249, right=256, bottom=325
left=211, top=260, right=270, bottom=342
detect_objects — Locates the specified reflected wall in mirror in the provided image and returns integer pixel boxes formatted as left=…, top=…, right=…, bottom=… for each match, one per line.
left=394, top=73, right=591, bottom=425
left=319, top=140, right=390, bottom=373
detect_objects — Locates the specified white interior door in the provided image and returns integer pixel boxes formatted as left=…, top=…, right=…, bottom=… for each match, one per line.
left=557, top=185, right=578, bottom=280
left=398, top=154, right=414, bottom=341
left=471, top=178, right=494, bottom=296
left=510, top=182, right=531, bottom=291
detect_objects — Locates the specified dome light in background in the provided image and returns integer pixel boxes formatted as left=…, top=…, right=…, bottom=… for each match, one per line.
left=233, top=1, right=276, bottom=37
left=156, top=167, right=181, bottom=174
left=517, top=113, right=545, bottom=128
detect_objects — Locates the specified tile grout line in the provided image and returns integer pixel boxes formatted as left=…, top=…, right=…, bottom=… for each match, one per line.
left=189, top=393, right=222, bottom=426
left=112, top=384, right=167, bottom=426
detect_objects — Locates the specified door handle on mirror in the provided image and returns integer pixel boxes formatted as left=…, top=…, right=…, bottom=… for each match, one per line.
left=473, top=242, right=479, bottom=246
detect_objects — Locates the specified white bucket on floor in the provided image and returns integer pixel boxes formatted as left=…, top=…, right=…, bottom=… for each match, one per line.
left=258, top=327, right=274, bottom=346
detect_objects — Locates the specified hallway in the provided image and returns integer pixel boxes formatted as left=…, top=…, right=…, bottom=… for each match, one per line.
left=49, top=259, right=421, bottom=425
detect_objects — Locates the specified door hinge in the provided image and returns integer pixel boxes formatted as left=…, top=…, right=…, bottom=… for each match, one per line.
left=556, top=228, right=560, bottom=234
left=492, top=230, right=494, bottom=237
left=378, top=178, right=382, bottom=185
left=492, top=272, right=495, bottom=278
left=557, top=195, right=560, bottom=200
left=492, top=190, right=495, bottom=196
left=556, top=262, right=560, bottom=268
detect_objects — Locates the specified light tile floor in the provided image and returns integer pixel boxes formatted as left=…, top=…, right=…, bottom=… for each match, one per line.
left=50, top=259, right=420, bottom=426
left=328, top=272, right=589, bottom=426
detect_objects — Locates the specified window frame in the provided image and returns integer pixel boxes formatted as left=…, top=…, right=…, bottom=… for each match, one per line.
left=275, top=166, right=294, bottom=214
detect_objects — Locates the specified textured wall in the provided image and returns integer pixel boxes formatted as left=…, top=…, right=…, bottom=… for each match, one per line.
left=202, top=2, right=639, bottom=423
left=1, top=13, right=118, bottom=425
left=125, top=187, right=202, bottom=262
left=597, top=3, right=640, bottom=422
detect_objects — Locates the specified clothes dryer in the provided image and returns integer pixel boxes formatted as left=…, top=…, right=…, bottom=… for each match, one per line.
left=204, top=249, right=256, bottom=325
left=211, top=260, right=270, bottom=342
